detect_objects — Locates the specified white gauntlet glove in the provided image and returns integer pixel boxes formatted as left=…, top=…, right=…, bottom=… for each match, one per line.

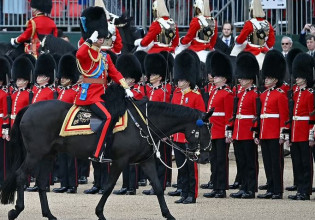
left=89, top=31, right=99, bottom=43
left=309, top=129, right=314, bottom=141
left=134, top=38, right=142, bottom=47
left=125, top=88, right=134, bottom=98
left=11, top=38, right=18, bottom=47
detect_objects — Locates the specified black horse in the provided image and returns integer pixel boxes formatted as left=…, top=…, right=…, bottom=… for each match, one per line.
left=0, top=85, right=212, bottom=220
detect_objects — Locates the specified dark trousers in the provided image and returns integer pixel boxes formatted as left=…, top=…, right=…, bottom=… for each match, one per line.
left=122, top=164, right=138, bottom=190
left=0, top=139, right=7, bottom=185
left=234, top=140, right=258, bottom=192
left=58, top=153, right=78, bottom=188
left=77, top=159, right=90, bottom=178
left=174, top=143, right=198, bottom=198
left=174, top=145, right=185, bottom=191
left=155, top=142, right=168, bottom=190
left=92, top=161, right=110, bottom=190
left=291, top=142, right=313, bottom=195
left=211, top=138, right=229, bottom=190
left=261, top=139, right=284, bottom=194
left=233, top=143, right=243, bottom=184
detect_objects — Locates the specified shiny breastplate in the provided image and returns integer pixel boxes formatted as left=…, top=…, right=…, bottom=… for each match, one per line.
left=248, top=19, right=270, bottom=47
left=156, top=18, right=176, bottom=47
left=196, top=16, right=215, bottom=43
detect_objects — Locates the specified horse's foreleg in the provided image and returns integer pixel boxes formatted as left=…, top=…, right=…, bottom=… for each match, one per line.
left=141, top=158, right=175, bottom=220
left=95, top=161, right=125, bottom=220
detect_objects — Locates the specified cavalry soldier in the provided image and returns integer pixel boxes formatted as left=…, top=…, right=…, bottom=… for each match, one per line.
left=142, top=53, right=169, bottom=195
left=10, top=0, right=58, bottom=57
left=230, top=52, right=259, bottom=199
left=287, top=53, right=315, bottom=200
left=176, top=0, right=217, bottom=63
left=256, top=50, right=289, bottom=200
left=52, top=54, right=79, bottom=194
left=0, top=56, right=11, bottom=188
left=134, top=0, right=179, bottom=54
left=203, top=51, right=233, bottom=199
left=76, top=6, right=133, bottom=163
left=172, top=51, right=206, bottom=204
left=233, top=0, right=275, bottom=69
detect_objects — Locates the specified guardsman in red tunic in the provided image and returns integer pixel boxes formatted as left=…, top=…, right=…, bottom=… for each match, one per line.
left=230, top=52, right=259, bottom=199
left=233, top=0, right=275, bottom=69
left=176, top=0, right=218, bottom=63
left=133, top=51, right=148, bottom=97
left=10, top=0, right=58, bottom=57
left=256, top=50, right=289, bottom=200
left=0, top=56, right=11, bottom=187
left=171, top=51, right=205, bottom=204
left=134, top=0, right=179, bottom=54
left=76, top=7, right=132, bottom=163
left=287, top=53, right=315, bottom=200
left=32, top=54, right=56, bottom=103
left=203, top=51, right=233, bottom=199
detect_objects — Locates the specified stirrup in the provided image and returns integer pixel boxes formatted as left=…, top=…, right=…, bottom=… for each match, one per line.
left=99, top=152, right=112, bottom=163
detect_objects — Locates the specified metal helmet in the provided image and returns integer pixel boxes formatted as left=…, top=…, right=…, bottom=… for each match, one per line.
left=250, top=0, right=265, bottom=18
left=193, top=0, right=204, bottom=15
left=152, top=0, right=169, bottom=18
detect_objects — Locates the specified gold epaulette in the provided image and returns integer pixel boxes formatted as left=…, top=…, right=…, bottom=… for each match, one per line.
left=193, top=89, right=200, bottom=95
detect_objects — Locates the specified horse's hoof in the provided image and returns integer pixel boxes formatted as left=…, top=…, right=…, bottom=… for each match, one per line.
left=43, top=213, right=57, bottom=220
left=8, top=209, right=17, bottom=220
left=164, top=212, right=176, bottom=220
left=98, top=217, right=106, bottom=220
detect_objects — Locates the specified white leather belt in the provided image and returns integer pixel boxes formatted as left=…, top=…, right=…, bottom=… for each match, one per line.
left=260, top=114, right=280, bottom=119
left=212, top=112, right=225, bottom=116
left=292, top=116, right=310, bottom=121
left=194, top=38, right=210, bottom=44
left=10, top=115, right=16, bottom=120
left=236, top=114, right=255, bottom=119
left=154, top=42, right=172, bottom=47
left=248, top=43, right=265, bottom=48
left=0, top=113, right=3, bottom=117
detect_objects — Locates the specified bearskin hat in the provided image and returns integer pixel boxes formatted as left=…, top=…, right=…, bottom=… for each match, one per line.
left=20, top=54, right=36, bottom=68
left=292, top=53, right=314, bottom=88
left=12, top=56, right=33, bottom=82
left=210, top=51, right=232, bottom=83
left=182, top=49, right=204, bottom=87
left=174, top=51, right=196, bottom=89
left=286, top=48, right=303, bottom=76
left=134, top=50, right=147, bottom=74
left=159, top=51, right=174, bottom=76
left=34, top=53, right=56, bottom=84
left=0, top=56, right=11, bottom=85
left=31, top=0, right=52, bottom=14
left=52, top=53, right=62, bottom=70
left=116, top=54, right=142, bottom=83
left=235, top=51, right=259, bottom=80
left=80, top=7, right=108, bottom=40
left=205, top=51, right=215, bottom=75
left=261, top=50, right=286, bottom=86
left=105, top=50, right=118, bottom=65
left=144, top=53, right=167, bottom=80
left=58, top=54, right=79, bottom=84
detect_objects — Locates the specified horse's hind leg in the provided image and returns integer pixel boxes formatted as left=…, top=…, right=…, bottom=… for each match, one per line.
left=141, top=157, right=175, bottom=220
left=95, top=161, right=127, bottom=220
left=36, top=158, right=57, bottom=220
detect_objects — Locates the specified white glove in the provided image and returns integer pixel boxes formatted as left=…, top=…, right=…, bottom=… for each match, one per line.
left=89, top=31, right=99, bottom=43
left=108, top=23, right=116, bottom=34
left=10, top=38, right=17, bottom=47
left=134, top=38, right=142, bottom=47
left=125, top=88, right=134, bottom=98
left=112, top=36, right=117, bottom=42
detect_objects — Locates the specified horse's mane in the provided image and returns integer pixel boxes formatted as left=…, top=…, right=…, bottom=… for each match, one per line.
left=147, top=101, right=201, bottom=120
left=43, top=35, right=76, bottom=54
left=0, top=43, right=24, bottom=60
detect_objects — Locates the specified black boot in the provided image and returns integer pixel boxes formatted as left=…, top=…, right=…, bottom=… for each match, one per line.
left=52, top=187, right=68, bottom=193
left=113, top=188, right=127, bottom=195
left=168, top=189, right=182, bottom=197
left=230, top=190, right=245, bottom=198
left=66, top=187, right=77, bottom=194
left=84, top=186, right=100, bottom=194
left=78, top=176, right=88, bottom=184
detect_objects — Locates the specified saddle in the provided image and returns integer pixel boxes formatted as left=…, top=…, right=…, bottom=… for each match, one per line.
left=59, top=105, right=128, bottom=137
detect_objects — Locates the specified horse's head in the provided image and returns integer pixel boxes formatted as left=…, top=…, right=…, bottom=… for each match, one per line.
left=184, top=108, right=214, bottom=161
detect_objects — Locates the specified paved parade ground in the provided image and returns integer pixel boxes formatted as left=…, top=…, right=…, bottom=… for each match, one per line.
left=1, top=153, right=315, bottom=220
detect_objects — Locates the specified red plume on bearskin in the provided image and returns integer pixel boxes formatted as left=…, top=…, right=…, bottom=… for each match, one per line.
left=262, top=50, right=286, bottom=87
left=34, top=53, right=56, bottom=85
left=31, top=0, right=52, bottom=14
left=116, top=54, right=142, bottom=83
left=0, top=56, right=11, bottom=85
left=12, top=56, right=33, bottom=82
left=58, top=54, right=79, bottom=84
left=292, top=53, right=314, bottom=88
left=210, top=51, right=232, bottom=83
left=235, top=51, right=259, bottom=80
left=174, top=51, right=196, bottom=89
left=144, top=53, right=167, bottom=80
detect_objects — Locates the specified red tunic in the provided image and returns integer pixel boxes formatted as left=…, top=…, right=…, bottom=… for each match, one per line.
left=57, top=86, right=78, bottom=104
left=172, top=88, right=206, bottom=143
left=140, top=17, right=179, bottom=54
left=279, top=82, right=290, bottom=95
left=111, top=27, right=123, bottom=54
left=207, top=85, right=234, bottom=139
left=291, top=87, right=315, bottom=142
left=75, top=42, right=125, bottom=106
left=259, top=87, right=289, bottom=139
left=0, top=87, right=8, bottom=129
left=236, top=18, right=275, bottom=56
left=147, top=84, right=170, bottom=103
left=232, top=86, right=257, bottom=140
left=131, top=87, right=143, bottom=100
left=204, top=83, right=215, bottom=95
left=134, top=83, right=147, bottom=97
left=32, top=84, right=55, bottom=103
left=181, top=17, right=218, bottom=52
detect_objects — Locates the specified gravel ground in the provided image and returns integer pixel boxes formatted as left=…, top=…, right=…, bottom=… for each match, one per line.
left=1, top=152, right=315, bottom=220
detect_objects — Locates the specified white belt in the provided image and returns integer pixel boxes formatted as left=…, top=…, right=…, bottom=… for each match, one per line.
left=236, top=114, right=255, bottom=119
left=248, top=43, right=265, bottom=48
left=194, top=38, right=210, bottom=44
left=154, top=42, right=172, bottom=47
left=10, top=115, right=16, bottom=120
left=0, top=113, right=3, bottom=117
left=260, top=114, right=280, bottom=119
left=212, top=112, right=225, bottom=117
left=292, top=116, right=310, bottom=121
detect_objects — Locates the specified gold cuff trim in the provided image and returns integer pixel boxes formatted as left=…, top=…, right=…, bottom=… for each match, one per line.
left=119, top=78, right=129, bottom=89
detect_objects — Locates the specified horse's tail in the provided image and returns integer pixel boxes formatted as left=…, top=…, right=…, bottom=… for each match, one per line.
left=0, top=106, right=29, bottom=205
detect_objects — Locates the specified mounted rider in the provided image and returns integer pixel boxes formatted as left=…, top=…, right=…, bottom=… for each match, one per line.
left=175, top=0, right=218, bottom=63
left=10, top=0, right=58, bottom=58
left=75, top=6, right=133, bottom=163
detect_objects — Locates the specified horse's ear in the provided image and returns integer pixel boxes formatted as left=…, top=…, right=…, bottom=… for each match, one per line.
left=202, top=108, right=215, bottom=122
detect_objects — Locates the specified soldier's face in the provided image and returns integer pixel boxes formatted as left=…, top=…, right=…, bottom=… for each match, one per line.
left=213, top=76, right=226, bottom=86
left=264, top=77, right=277, bottom=88
left=178, top=80, right=190, bottom=90
left=61, top=77, right=71, bottom=87
left=222, top=24, right=232, bottom=37
left=37, top=75, right=49, bottom=85
left=16, top=78, right=29, bottom=88
left=207, top=74, right=214, bottom=83
left=125, top=77, right=136, bottom=87
left=149, top=74, right=161, bottom=84
left=239, top=79, right=253, bottom=88
left=296, top=78, right=307, bottom=87
left=94, top=38, right=105, bottom=48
